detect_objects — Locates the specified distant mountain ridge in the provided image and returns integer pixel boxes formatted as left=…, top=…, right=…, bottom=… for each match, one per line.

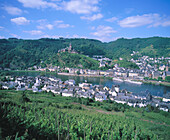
left=0, top=37, right=169, bottom=69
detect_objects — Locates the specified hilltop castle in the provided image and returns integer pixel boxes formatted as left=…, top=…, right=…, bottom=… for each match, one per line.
left=58, top=43, right=78, bottom=54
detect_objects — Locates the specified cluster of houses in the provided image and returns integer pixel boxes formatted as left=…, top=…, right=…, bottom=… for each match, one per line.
left=92, top=55, right=112, bottom=68
left=1, top=75, right=170, bottom=112
left=130, top=55, right=170, bottom=80
left=30, top=52, right=170, bottom=82
left=34, top=63, right=170, bottom=82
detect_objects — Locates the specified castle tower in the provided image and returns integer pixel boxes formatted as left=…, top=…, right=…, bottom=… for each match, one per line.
left=68, top=43, right=72, bottom=52
left=166, top=64, right=169, bottom=71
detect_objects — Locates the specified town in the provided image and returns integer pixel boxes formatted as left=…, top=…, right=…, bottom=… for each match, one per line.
left=28, top=52, right=170, bottom=85
left=1, top=75, right=170, bottom=112
left=2, top=43, right=169, bottom=85
left=19, top=43, right=169, bottom=84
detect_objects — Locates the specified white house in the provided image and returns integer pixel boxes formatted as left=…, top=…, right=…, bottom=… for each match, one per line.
left=162, top=98, right=170, bottom=102
left=109, top=89, right=117, bottom=96
left=62, top=89, right=73, bottom=97
left=2, top=85, right=9, bottom=90
left=159, top=107, right=168, bottom=112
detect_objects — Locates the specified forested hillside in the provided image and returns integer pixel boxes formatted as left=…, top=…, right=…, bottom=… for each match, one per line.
left=0, top=37, right=169, bottom=69
left=106, top=37, right=170, bottom=59
left=43, top=52, right=99, bottom=70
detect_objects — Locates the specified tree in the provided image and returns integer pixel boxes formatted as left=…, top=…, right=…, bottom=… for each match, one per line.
left=77, top=71, right=80, bottom=75
left=158, top=77, right=162, bottom=81
left=165, top=76, right=170, bottom=82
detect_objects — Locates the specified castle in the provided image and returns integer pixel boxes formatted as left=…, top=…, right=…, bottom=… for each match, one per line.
left=58, top=43, right=78, bottom=54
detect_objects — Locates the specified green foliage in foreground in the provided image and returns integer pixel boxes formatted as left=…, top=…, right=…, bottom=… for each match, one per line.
left=0, top=90, right=170, bottom=139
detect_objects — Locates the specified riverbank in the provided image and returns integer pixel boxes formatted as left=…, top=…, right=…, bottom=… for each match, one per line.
left=143, top=80, right=170, bottom=87
left=2, top=70, right=170, bottom=87
left=58, top=72, right=107, bottom=78
left=4, top=70, right=112, bottom=78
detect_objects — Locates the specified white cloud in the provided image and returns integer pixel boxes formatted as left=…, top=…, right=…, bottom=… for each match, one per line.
left=119, top=13, right=170, bottom=28
left=24, top=30, right=43, bottom=35
left=37, top=19, right=47, bottom=23
left=54, top=20, right=73, bottom=28
left=90, top=26, right=95, bottom=30
left=43, top=34, right=87, bottom=39
left=71, top=34, right=79, bottom=38
left=63, top=0, right=99, bottom=14
left=18, top=0, right=100, bottom=15
left=0, top=26, right=4, bottom=30
left=105, top=17, right=118, bottom=22
left=54, top=20, right=63, bottom=24
left=119, top=14, right=157, bottom=28
left=57, top=23, right=73, bottom=28
left=91, top=25, right=117, bottom=42
left=38, top=24, right=53, bottom=30
left=18, top=0, right=61, bottom=9
left=80, top=13, right=103, bottom=21
left=91, top=25, right=117, bottom=37
left=3, top=6, right=22, bottom=15
left=37, top=25, right=44, bottom=30
left=11, top=17, right=30, bottom=25
left=162, top=21, right=170, bottom=27
left=10, top=33, right=21, bottom=38
left=42, top=34, right=86, bottom=39
left=42, top=35, right=60, bottom=38
left=66, top=34, right=87, bottom=39
left=151, top=19, right=170, bottom=27
left=37, top=19, right=73, bottom=30
left=46, top=24, right=53, bottom=30
left=50, top=0, right=61, bottom=1
left=0, top=36, right=5, bottom=39
left=92, top=36, right=116, bottom=42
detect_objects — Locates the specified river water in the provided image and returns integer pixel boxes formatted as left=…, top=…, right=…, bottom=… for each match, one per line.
left=10, top=71, right=170, bottom=97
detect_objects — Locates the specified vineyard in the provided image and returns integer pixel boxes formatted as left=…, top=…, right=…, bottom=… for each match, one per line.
left=0, top=90, right=170, bottom=139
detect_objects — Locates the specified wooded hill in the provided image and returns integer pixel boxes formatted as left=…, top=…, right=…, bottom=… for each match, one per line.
left=0, top=37, right=169, bottom=69
left=43, top=52, right=99, bottom=70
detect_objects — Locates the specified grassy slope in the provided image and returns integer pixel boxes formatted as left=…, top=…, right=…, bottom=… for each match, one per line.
left=46, top=52, right=99, bottom=69
left=0, top=90, right=169, bottom=139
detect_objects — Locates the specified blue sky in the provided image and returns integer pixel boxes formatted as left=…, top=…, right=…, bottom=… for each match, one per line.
left=0, top=0, right=170, bottom=42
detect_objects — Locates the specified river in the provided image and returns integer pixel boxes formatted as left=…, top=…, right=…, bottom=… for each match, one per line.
left=9, top=71, right=170, bottom=97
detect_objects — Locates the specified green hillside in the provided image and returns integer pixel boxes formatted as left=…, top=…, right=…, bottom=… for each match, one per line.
left=0, top=90, right=170, bottom=139
left=106, top=37, right=170, bottom=59
left=0, top=37, right=169, bottom=69
left=44, top=52, right=99, bottom=69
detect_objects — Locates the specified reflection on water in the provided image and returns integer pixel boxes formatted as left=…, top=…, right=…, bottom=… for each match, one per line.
left=10, top=71, right=170, bottom=97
